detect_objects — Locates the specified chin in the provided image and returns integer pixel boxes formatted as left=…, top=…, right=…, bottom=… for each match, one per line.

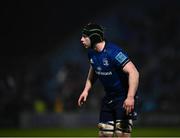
left=84, top=45, right=89, bottom=48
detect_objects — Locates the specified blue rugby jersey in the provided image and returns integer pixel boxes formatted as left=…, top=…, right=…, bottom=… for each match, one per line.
left=88, top=41, right=130, bottom=99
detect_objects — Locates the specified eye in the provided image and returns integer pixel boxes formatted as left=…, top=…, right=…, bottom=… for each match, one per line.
left=82, top=34, right=88, bottom=38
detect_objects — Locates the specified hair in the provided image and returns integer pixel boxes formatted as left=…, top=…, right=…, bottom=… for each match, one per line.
left=82, top=23, right=104, bottom=48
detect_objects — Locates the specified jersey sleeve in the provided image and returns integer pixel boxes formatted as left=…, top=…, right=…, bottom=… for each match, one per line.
left=111, top=47, right=130, bottom=68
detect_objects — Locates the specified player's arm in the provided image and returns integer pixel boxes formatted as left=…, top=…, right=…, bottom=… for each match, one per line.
left=78, top=65, right=97, bottom=106
left=122, top=61, right=139, bottom=114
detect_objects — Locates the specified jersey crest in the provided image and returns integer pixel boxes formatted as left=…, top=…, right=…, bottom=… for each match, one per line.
left=103, top=58, right=109, bottom=66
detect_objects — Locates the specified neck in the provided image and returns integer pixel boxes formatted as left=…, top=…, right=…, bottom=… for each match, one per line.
left=94, top=41, right=105, bottom=52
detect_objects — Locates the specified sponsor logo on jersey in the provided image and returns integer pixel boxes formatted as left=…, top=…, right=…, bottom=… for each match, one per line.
left=95, top=71, right=112, bottom=76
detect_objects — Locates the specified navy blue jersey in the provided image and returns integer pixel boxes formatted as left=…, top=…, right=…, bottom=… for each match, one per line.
left=88, top=41, right=130, bottom=100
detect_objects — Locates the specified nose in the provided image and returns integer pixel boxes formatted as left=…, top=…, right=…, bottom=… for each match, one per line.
left=80, top=36, right=84, bottom=42
left=80, top=37, right=85, bottom=43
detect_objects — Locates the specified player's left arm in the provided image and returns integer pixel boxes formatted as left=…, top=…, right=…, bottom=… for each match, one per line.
left=122, top=61, right=139, bottom=114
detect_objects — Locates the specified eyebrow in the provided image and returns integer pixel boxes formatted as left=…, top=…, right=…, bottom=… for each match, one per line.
left=82, top=34, right=88, bottom=37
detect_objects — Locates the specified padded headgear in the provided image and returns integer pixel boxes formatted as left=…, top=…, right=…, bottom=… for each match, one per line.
left=82, top=23, right=104, bottom=48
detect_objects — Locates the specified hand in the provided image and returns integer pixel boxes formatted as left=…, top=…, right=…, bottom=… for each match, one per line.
left=78, top=91, right=88, bottom=107
left=123, top=96, right=134, bottom=115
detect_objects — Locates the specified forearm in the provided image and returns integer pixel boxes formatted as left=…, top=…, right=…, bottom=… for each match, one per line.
left=127, top=69, right=139, bottom=98
left=84, top=80, right=93, bottom=92
left=83, top=66, right=97, bottom=92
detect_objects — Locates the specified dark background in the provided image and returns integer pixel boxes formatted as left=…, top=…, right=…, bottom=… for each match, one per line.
left=1, top=0, right=120, bottom=75
left=0, top=0, right=180, bottom=128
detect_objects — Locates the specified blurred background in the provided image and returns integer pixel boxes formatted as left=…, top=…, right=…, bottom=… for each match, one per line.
left=0, top=0, right=180, bottom=136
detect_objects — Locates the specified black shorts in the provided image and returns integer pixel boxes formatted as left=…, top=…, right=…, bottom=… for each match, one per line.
left=99, top=96, right=138, bottom=123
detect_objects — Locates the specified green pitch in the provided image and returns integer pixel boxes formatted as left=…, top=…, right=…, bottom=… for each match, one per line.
left=0, top=127, right=180, bottom=137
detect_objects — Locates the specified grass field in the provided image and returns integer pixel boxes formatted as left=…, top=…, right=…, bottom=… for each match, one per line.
left=0, top=127, right=180, bottom=137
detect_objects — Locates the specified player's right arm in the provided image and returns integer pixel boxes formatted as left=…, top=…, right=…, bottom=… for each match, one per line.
left=78, top=65, right=97, bottom=106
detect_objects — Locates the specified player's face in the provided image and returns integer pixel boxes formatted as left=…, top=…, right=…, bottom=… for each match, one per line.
left=80, top=35, right=91, bottom=48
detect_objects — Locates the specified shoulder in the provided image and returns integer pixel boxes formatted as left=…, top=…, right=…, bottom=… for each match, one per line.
left=105, top=42, right=130, bottom=67
left=105, top=42, right=125, bottom=57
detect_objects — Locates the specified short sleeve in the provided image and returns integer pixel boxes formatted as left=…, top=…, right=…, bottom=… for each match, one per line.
left=111, top=47, right=130, bottom=68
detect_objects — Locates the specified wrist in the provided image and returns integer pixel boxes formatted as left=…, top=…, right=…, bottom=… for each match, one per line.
left=83, top=90, right=89, bottom=94
left=127, top=95, right=134, bottom=99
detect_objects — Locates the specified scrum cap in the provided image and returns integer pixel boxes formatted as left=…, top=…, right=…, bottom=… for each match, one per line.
left=82, top=23, right=104, bottom=48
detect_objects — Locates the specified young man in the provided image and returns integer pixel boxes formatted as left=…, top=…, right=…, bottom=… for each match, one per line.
left=78, top=23, right=139, bottom=137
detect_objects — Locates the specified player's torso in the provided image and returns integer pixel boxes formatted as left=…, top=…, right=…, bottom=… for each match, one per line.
left=90, top=49, right=113, bottom=78
left=88, top=44, right=127, bottom=97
